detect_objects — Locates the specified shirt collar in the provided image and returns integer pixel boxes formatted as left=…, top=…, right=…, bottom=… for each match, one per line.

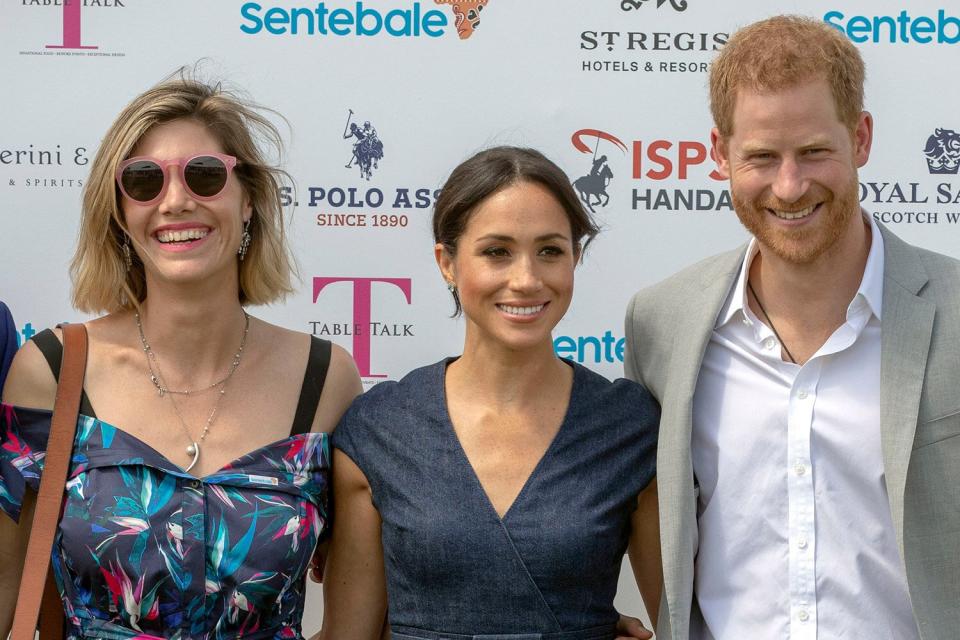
left=716, top=210, right=886, bottom=330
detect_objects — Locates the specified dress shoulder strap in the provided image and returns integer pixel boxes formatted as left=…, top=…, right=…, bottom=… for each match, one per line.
left=30, top=328, right=97, bottom=418
left=289, top=336, right=332, bottom=436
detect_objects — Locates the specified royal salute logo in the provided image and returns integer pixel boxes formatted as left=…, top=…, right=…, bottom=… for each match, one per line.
left=619, top=0, right=688, bottom=12
left=342, top=110, right=385, bottom=181
left=856, top=128, right=960, bottom=226
left=569, top=129, right=628, bottom=214
left=924, top=128, right=960, bottom=175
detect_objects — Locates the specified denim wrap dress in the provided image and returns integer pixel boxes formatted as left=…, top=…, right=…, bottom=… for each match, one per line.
left=0, top=332, right=333, bottom=640
left=333, top=359, right=659, bottom=639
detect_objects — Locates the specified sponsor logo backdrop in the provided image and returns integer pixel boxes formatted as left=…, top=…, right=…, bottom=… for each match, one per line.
left=2, top=0, right=957, bottom=626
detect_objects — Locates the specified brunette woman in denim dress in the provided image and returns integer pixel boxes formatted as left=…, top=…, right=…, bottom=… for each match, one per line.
left=321, top=147, right=661, bottom=640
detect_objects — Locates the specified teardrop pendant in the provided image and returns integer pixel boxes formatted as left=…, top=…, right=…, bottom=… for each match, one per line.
left=184, top=442, right=200, bottom=473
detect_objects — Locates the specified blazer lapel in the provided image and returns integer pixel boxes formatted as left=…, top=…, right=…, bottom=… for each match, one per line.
left=878, top=226, right=935, bottom=559
left=659, top=247, right=745, bottom=638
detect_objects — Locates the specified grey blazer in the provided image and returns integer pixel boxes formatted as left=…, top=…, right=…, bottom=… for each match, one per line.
left=624, top=224, right=960, bottom=640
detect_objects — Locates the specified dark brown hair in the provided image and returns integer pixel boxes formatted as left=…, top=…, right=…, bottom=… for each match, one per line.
left=432, top=146, right=599, bottom=315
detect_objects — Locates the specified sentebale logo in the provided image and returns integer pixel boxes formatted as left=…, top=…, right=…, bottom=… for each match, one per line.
left=239, top=1, right=495, bottom=39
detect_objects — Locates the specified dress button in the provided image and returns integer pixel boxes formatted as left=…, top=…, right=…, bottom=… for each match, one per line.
left=798, top=609, right=810, bottom=622
left=763, top=337, right=776, bottom=350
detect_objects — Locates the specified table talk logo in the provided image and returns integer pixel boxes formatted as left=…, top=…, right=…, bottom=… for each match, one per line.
left=569, top=129, right=628, bottom=214
left=858, top=127, right=960, bottom=226
left=311, top=277, right=414, bottom=381
left=619, top=0, right=687, bottom=12
left=18, top=0, right=127, bottom=58
left=239, top=1, right=495, bottom=40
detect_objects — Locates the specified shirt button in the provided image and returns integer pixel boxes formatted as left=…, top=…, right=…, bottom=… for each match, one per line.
left=798, top=390, right=808, bottom=399
left=762, top=337, right=776, bottom=350
left=797, top=537, right=809, bottom=549
left=188, top=479, right=201, bottom=490
left=798, top=609, right=810, bottom=622
left=794, top=463, right=807, bottom=476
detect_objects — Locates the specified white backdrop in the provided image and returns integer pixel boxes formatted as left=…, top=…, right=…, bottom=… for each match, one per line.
left=2, top=0, right=958, bottom=629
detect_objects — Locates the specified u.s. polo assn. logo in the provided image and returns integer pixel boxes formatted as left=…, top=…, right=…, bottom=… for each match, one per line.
left=342, top=110, right=385, bottom=181
left=924, top=128, right=960, bottom=174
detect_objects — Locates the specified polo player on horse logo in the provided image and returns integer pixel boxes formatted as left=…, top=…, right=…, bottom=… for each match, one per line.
left=344, top=110, right=385, bottom=180
left=573, top=154, right=614, bottom=214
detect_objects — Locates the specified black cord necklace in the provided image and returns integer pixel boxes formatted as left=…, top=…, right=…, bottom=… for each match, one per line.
left=747, top=280, right=798, bottom=364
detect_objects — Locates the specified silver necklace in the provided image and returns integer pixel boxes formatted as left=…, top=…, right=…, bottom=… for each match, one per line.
left=135, top=310, right=250, bottom=472
left=136, top=312, right=247, bottom=397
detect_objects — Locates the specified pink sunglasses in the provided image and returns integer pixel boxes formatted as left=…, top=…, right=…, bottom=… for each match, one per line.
left=116, top=153, right=238, bottom=205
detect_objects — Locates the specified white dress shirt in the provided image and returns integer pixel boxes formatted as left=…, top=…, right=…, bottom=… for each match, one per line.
left=690, top=214, right=920, bottom=639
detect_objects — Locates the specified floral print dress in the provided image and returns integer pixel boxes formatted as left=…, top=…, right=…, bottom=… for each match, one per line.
left=0, top=335, right=332, bottom=640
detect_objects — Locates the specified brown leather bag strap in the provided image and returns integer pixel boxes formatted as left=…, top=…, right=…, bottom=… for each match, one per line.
left=11, top=323, right=87, bottom=640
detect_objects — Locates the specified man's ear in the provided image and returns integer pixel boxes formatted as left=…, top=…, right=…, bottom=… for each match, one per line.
left=853, top=111, right=873, bottom=169
left=710, top=127, right=731, bottom=180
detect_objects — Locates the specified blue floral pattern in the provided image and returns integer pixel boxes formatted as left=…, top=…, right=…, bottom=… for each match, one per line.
left=0, top=403, right=329, bottom=640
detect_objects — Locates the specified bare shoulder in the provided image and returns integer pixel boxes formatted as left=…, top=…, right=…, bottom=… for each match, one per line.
left=2, top=330, right=58, bottom=409
left=249, top=319, right=362, bottom=434
left=313, top=343, right=362, bottom=434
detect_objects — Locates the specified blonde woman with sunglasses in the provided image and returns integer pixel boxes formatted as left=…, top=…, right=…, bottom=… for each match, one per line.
left=0, top=73, right=361, bottom=638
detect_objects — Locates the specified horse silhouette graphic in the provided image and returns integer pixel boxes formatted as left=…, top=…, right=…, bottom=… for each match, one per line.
left=570, top=129, right=628, bottom=214
left=344, top=110, right=385, bottom=180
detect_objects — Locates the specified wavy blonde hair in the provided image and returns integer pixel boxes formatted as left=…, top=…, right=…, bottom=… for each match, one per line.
left=71, top=71, right=296, bottom=313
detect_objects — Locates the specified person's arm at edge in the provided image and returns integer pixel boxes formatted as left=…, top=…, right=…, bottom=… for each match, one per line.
left=314, top=450, right=388, bottom=640
left=629, top=479, right=662, bottom=628
left=0, top=336, right=59, bottom=634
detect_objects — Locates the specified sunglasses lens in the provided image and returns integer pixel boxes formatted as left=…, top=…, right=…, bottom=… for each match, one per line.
left=184, top=155, right=229, bottom=198
left=120, top=160, right=164, bottom=202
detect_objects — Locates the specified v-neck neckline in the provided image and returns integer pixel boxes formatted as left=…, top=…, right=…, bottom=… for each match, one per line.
left=436, top=357, right=580, bottom=521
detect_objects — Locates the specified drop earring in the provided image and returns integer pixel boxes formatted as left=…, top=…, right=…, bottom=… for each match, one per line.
left=238, top=219, right=252, bottom=261
left=121, top=234, right=133, bottom=270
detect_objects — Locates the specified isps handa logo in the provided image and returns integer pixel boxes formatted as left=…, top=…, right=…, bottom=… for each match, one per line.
left=240, top=1, right=493, bottom=40
left=569, top=128, right=731, bottom=214
left=569, top=129, right=627, bottom=214
left=18, top=0, right=126, bottom=58
left=311, top=277, right=414, bottom=381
